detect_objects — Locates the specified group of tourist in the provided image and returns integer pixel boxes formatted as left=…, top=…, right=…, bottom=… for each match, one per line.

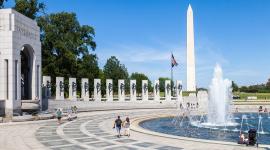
left=113, top=116, right=131, bottom=138
left=238, top=129, right=257, bottom=146
left=55, top=106, right=78, bottom=124
left=238, top=133, right=248, bottom=144
left=258, top=106, right=268, bottom=112
left=235, top=106, right=268, bottom=113
left=55, top=108, right=131, bottom=138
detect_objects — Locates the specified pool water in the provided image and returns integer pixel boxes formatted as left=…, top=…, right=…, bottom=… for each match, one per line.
left=140, top=113, right=270, bottom=145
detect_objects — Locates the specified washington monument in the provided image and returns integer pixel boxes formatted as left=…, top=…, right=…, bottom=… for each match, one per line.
left=186, top=4, right=196, bottom=91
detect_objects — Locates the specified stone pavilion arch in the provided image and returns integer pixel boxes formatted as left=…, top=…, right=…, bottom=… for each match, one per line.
left=0, top=9, right=41, bottom=116
left=20, top=44, right=37, bottom=100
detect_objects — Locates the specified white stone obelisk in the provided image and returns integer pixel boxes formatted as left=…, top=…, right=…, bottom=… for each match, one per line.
left=187, top=4, right=196, bottom=91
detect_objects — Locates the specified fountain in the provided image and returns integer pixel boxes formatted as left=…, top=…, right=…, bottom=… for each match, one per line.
left=201, top=64, right=237, bottom=127
left=140, top=64, right=270, bottom=145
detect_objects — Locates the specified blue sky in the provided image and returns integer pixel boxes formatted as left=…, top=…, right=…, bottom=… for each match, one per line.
left=6, top=0, right=270, bottom=88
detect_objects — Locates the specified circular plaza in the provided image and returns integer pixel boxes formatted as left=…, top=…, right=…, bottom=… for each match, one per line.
left=0, top=107, right=269, bottom=150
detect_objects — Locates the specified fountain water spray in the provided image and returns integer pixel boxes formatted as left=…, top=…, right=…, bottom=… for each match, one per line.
left=257, top=115, right=266, bottom=135
left=202, top=64, right=236, bottom=127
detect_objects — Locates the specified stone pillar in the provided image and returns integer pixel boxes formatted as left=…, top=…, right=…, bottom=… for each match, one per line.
left=154, top=80, right=160, bottom=101
left=94, top=79, right=101, bottom=101
left=165, top=80, right=171, bottom=101
left=56, top=77, right=64, bottom=100
left=176, top=80, right=183, bottom=108
left=130, top=80, right=136, bottom=101
left=42, top=76, right=51, bottom=98
left=69, top=78, right=77, bottom=100
left=118, top=80, right=125, bottom=101
left=197, top=91, right=208, bottom=112
left=81, top=78, right=89, bottom=101
left=106, top=79, right=113, bottom=101
left=142, top=80, right=148, bottom=101
left=41, top=76, right=50, bottom=111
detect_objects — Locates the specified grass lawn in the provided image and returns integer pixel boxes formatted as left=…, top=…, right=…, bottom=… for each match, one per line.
left=159, top=91, right=196, bottom=97
left=233, top=92, right=270, bottom=100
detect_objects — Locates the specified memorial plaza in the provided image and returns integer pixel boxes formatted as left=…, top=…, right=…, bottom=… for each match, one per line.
left=0, top=0, right=270, bottom=150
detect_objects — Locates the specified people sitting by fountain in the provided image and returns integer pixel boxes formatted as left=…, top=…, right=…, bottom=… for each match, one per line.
left=238, top=133, right=248, bottom=144
left=235, top=107, right=239, bottom=112
left=258, top=106, right=263, bottom=112
left=247, top=129, right=257, bottom=146
left=264, top=107, right=268, bottom=112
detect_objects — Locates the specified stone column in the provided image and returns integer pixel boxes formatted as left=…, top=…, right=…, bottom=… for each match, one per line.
left=130, top=80, right=136, bottom=101
left=176, top=80, right=183, bottom=101
left=106, top=79, right=113, bottom=101
left=56, top=77, right=64, bottom=100
left=81, top=78, right=89, bottom=101
left=42, top=76, right=51, bottom=98
left=142, top=80, right=148, bottom=101
left=165, top=80, right=171, bottom=101
left=69, top=78, right=77, bottom=100
left=118, top=80, right=125, bottom=101
left=94, top=79, right=101, bottom=101
left=154, top=80, right=160, bottom=101
left=197, top=91, right=208, bottom=112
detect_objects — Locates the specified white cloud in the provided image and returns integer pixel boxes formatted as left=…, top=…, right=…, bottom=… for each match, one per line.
left=95, top=38, right=233, bottom=88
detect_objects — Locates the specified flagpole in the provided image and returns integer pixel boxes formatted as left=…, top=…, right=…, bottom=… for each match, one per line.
left=171, top=65, right=174, bottom=96
left=171, top=52, right=173, bottom=96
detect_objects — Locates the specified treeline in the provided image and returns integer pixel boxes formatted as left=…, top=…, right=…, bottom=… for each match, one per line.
left=232, top=79, right=270, bottom=93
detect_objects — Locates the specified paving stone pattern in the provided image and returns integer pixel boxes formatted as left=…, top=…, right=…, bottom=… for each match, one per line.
left=35, top=111, right=184, bottom=150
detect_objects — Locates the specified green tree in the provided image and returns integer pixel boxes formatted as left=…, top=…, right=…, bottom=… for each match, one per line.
left=130, top=72, right=152, bottom=96
left=158, top=77, right=170, bottom=93
left=267, top=78, right=270, bottom=88
left=14, top=0, right=45, bottom=19
left=98, top=69, right=106, bottom=98
left=103, top=56, right=129, bottom=93
left=77, top=54, right=99, bottom=97
left=37, top=12, right=96, bottom=96
left=240, top=86, right=248, bottom=92
left=232, top=81, right=239, bottom=92
left=0, top=0, right=7, bottom=8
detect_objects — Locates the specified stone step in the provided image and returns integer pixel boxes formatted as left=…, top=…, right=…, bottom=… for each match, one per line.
left=21, top=100, right=40, bottom=104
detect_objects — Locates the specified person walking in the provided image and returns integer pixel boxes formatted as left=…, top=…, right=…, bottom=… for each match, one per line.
left=113, top=116, right=122, bottom=138
left=123, top=117, right=131, bottom=137
left=56, top=108, right=62, bottom=124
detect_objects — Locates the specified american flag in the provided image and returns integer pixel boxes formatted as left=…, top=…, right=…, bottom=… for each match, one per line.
left=171, top=54, right=178, bottom=67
